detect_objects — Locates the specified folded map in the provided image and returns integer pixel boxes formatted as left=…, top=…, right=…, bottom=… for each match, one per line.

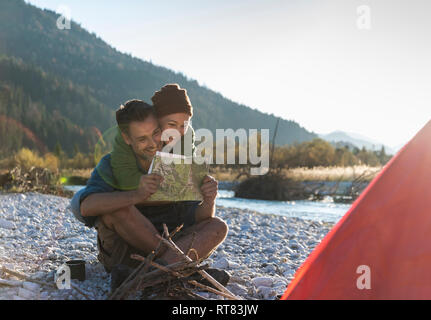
left=147, top=151, right=209, bottom=201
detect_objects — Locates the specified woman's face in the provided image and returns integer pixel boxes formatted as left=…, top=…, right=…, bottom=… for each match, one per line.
left=158, top=113, right=191, bottom=143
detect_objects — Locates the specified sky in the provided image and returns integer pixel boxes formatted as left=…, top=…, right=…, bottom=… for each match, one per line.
left=26, top=0, right=431, bottom=148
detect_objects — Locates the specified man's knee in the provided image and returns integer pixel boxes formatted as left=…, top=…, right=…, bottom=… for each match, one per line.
left=208, top=217, right=228, bottom=242
left=101, top=205, right=134, bottom=230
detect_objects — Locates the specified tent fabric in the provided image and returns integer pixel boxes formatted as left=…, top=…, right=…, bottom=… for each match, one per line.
left=282, top=120, right=431, bottom=300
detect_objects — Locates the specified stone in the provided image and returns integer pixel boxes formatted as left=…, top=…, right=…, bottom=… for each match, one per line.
left=252, top=276, right=273, bottom=288
left=23, top=281, right=41, bottom=293
left=230, top=275, right=248, bottom=286
left=31, top=271, right=47, bottom=280
left=0, top=218, right=16, bottom=230
left=263, top=264, right=277, bottom=274
left=284, top=246, right=294, bottom=255
left=213, top=257, right=229, bottom=269
left=257, top=286, right=277, bottom=299
left=196, top=291, right=210, bottom=299
left=18, top=287, right=37, bottom=299
left=288, top=240, right=300, bottom=250
left=228, top=283, right=248, bottom=296
left=289, top=252, right=300, bottom=259
left=228, top=261, right=241, bottom=269
left=39, top=292, right=50, bottom=300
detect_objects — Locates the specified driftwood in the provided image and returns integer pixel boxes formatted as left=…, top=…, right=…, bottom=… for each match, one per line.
left=0, top=278, right=23, bottom=287
left=109, top=223, right=241, bottom=300
left=1, top=166, right=73, bottom=198
left=1, top=265, right=92, bottom=300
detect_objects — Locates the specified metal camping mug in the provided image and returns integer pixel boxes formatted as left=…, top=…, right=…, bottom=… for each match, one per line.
left=66, top=260, right=86, bottom=281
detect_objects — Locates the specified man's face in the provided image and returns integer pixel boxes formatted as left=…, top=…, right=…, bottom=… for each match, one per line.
left=121, top=115, right=162, bottom=161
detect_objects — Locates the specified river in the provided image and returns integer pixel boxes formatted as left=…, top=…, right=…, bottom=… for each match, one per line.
left=65, top=185, right=351, bottom=223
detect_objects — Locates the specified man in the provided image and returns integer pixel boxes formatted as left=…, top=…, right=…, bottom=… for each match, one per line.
left=70, top=100, right=229, bottom=291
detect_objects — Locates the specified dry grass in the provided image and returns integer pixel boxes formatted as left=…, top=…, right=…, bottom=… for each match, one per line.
left=283, top=165, right=382, bottom=182
left=209, top=166, right=248, bottom=182
left=60, top=168, right=92, bottom=179
left=210, top=165, right=382, bottom=182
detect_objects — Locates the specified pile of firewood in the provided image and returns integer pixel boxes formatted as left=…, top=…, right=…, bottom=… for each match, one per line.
left=109, top=224, right=241, bottom=300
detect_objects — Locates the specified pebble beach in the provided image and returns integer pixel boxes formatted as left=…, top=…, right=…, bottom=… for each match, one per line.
left=0, top=192, right=334, bottom=300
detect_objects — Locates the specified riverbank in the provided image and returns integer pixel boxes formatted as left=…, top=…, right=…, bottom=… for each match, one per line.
left=0, top=192, right=334, bottom=300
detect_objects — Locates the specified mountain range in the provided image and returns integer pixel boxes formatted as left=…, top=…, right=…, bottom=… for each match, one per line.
left=319, top=131, right=398, bottom=155
left=0, top=0, right=317, bottom=157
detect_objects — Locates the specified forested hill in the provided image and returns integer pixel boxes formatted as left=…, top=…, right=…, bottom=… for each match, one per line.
left=0, top=0, right=316, bottom=157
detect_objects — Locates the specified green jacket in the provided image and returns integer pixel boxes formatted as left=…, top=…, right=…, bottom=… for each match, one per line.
left=110, top=126, right=196, bottom=190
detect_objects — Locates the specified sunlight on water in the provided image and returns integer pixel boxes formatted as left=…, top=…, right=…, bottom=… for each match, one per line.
left=65, top=186, right=350, bottom=223
left=216, top=190, right=350, bottom=223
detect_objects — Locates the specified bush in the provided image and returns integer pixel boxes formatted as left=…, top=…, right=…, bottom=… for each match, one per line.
left=13, top=148, right=59, bottom=172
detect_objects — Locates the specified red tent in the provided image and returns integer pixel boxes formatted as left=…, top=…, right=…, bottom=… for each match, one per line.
left=282, top=120, right=431, bottom=300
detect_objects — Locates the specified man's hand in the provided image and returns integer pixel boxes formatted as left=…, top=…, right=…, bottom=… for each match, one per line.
left=136, top=174, right=163, bottom=201
left=201, top=175, right=218, bottom=204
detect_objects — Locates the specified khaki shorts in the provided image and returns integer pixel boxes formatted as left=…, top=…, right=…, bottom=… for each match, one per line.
left=95, top=218, right=146, bottom=273
left=95, top=202, right=200, bottom=273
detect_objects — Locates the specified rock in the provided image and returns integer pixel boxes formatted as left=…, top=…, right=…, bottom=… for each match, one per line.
left=288, top=240, right=300, bottom=250
left=213, top=257, right=229, bottom=269
left=252, top=276, right=273, bottom=288
left=284, top=246, right=294, bottom=255
left=0, top=218, right=16, bottom=230
left=263, top=264, right=277, bottom=274
left=240, top=225, right=250, bottom=232
left=289, top=252, right=300, bottom=259
left=23, top=281, right=41, bottom=293
left=273, top=279, right=287, bottom=288
left=283, top=270, right=295, bottom=278
left=216, top=249, right=228, bottom=257
left=228, top=283, right=248, bottom=296
left=230, top=275, right=248, bottom=286
left=228, top=261, right=241, bottom=269
left=0, top=191, right=334, bottom=301
left=18, top=287, right=37, bottom=299
left=257, top=286, right=277, bottom=299
left=13, top=295, right=26, bottom=300
left=196, top=291, right=210, bottom=299
left=39, top=291, right=50, bottom=300
left=0, top=278, right=22, bottom=286
left=30, top=271, right=47, bottom=280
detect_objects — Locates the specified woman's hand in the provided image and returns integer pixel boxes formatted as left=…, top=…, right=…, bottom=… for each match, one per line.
left=200, top=175, right=218, bottom=204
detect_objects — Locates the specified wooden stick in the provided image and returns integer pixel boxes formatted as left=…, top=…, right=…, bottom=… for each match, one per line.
left=1, top=266, right=28, bottom=279
left=1, top=266, right=92, bottom=300
left=188, top=280, right=238, bottom=300
left=2, top=266, right=54, bottom=288
left=70, top=284, right=93, bottom=300
left=169, top=224, right=184, bottom=239
left=0, top=278, right=23, bottom=287
left=163, top=223, right=170, bottom=238
left=108, top=261, right=146, bottom=300
left=110, top=227, right=169, bottom=300
left=155, top=234, right=240, bottom=299
left=110, top=227, right=171, bottom=300
left=130, top=254, right=183, bottom=278
left=182, top=287, right=209, bottom=300
left=186, top=248, right=199, bottom=261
